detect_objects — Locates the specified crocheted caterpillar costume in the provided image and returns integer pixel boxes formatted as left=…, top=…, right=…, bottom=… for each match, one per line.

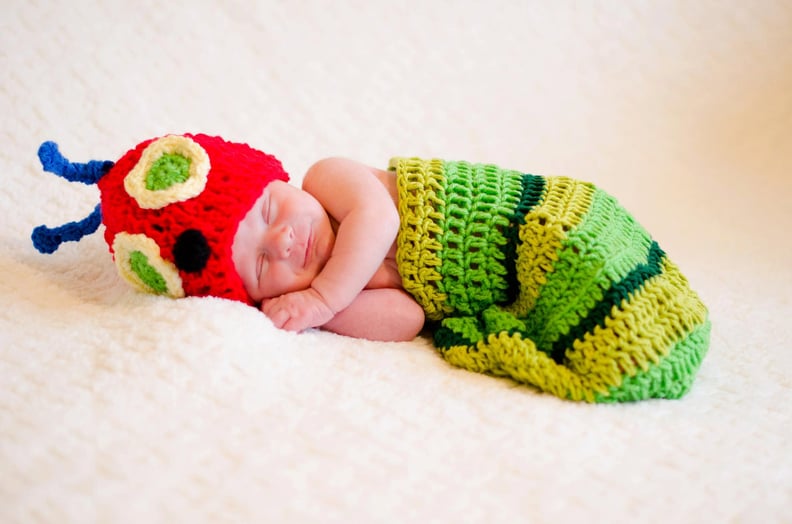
left=32, top=134, right=288, bottom=303
left=32, top=135, right=709, bottom=403
left=391, top=157, right=710, bottom=403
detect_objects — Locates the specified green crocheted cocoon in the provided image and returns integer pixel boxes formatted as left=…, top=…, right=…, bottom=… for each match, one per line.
left=391, top=157, right=710, bottom=403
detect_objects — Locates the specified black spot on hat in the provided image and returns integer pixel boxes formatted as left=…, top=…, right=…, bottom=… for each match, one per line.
left=173, top=229, right=211, bottom=273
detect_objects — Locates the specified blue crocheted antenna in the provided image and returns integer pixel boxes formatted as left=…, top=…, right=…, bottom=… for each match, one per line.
left=31, top=141, right=114, bottom=254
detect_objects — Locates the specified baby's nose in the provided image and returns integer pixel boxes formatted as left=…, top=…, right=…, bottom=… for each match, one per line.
left=270, top=224, right=294, bottom=259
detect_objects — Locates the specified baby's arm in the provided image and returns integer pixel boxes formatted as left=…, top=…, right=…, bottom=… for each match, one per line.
left=263, top=157, right=400, bottom=332
left=321, top=289, right=425, bottom=341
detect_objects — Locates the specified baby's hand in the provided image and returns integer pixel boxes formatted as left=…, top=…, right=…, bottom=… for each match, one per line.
left=260, top=288, right=335, bottom=332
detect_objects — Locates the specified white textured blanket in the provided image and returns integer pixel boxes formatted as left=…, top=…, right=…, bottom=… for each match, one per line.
left=2, top=1, right=790, bottom=522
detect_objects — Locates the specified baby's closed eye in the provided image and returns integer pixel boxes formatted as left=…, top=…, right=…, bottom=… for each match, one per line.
left=263, top=197, right=274, bottom=224
left=257, top=253, right=268, bottom=281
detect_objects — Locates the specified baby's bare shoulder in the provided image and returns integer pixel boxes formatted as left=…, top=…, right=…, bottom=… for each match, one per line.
left=304, top=157, right=398, bottom=209
left=305, top=157, right=389, bottom=180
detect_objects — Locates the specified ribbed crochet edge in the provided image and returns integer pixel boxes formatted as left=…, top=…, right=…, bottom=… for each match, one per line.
left=392, top=157, right=449, bottom=320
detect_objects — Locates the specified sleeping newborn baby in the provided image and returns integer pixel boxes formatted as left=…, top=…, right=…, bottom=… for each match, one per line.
left=32, top=134, right=710, bottom=403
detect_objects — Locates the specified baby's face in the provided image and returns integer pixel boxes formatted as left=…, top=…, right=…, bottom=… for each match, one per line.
left=232, top=180, right=335, bottom=302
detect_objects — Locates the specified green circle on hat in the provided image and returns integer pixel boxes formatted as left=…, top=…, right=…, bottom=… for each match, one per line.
left=129, top=250, right=168, bottom=294
left=145, top=153, right=191, bottom=191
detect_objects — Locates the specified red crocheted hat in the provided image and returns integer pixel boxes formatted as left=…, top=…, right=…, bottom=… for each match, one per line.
left=32, top=134, right=289, bottom=304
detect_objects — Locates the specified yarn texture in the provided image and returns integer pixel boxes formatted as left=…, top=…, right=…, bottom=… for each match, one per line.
left=391, top=157, right=710, bottom=403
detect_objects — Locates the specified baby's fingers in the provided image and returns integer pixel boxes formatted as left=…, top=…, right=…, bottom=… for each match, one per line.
left=261, top=299, right=290, bottom=329
left=281, top=316, right=313, bottom=333
left=271, top=309, right=293, bottom=329
left=260, top=297, right=277, bottom=316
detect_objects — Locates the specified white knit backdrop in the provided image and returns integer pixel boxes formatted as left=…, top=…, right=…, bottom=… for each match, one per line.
left=1, top=1, right=791, bottom=522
